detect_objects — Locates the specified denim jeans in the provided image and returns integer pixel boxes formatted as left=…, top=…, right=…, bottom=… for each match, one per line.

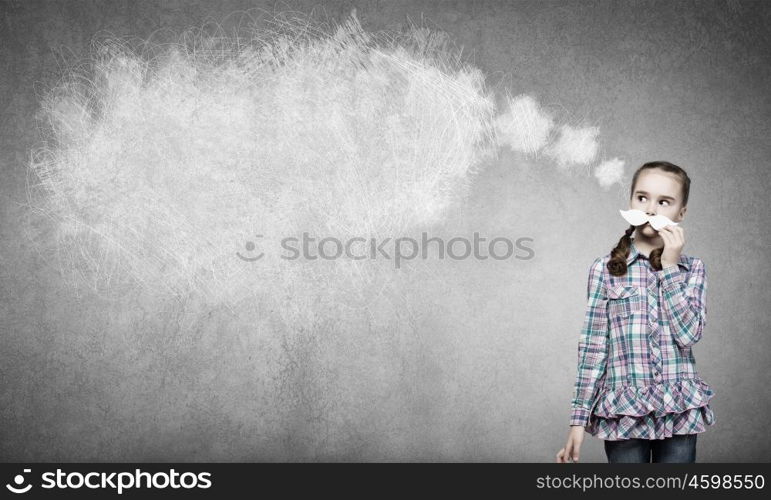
left=604, top=434, right=697, bottom=463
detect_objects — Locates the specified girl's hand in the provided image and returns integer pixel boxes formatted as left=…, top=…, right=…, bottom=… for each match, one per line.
left=556, top=426, right=585, bottom=463
left=658, top=225, right=685, bottom=268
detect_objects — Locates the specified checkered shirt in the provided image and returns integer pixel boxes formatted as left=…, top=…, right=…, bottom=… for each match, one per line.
left=569, top=239, right=716, bottom=440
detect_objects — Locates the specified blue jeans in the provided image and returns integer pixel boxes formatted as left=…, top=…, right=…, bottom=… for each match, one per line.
left=604, top=434, right=697, bottom=463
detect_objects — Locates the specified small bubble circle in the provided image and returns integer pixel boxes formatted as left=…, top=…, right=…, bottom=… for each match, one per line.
left=245, top=241, right=255, bottom=251
left=14, top=475, right=24, bottom=484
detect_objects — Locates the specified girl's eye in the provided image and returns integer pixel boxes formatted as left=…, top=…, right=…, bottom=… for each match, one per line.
left=638, top=196, right=647, bottom=202
left=660, top=200, right=670, bottom=206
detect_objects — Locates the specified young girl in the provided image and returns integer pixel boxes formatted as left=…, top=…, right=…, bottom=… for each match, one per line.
left=556, top=161, right=715, bottom=463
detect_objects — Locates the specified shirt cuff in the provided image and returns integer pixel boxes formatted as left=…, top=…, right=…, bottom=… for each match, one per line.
left=569, top=407, right=590, bottom=427
left=657, top=264, right=685, bottom=291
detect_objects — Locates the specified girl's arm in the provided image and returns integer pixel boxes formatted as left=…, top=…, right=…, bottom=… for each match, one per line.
left=658, top=258, right=707, bottom=348
left=569, top=257, right=609, bottom=427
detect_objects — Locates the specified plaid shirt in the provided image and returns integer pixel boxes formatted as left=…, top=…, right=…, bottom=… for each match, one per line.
left=569, top=239, right=715, bottom=440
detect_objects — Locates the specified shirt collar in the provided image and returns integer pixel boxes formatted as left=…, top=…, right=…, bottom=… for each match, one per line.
left=628, top=238, right=691, bottom=271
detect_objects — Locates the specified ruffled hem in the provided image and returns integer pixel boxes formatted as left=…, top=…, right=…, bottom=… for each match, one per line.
left=592, top=378, right=715, bottom=418
left=586, top=405, right=715, bottom=441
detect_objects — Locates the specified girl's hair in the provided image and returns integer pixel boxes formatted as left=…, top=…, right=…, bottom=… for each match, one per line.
left=607, top=161, right=691, bottom=276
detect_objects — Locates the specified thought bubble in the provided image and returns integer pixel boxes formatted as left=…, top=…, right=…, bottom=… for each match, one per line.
left=27, top=12, right=498, bottom=313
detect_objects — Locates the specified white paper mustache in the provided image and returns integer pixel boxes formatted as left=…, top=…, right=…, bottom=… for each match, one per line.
left=619, top=209, right=679, bottom=231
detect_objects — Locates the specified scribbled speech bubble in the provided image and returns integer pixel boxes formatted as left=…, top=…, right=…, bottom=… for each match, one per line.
left=27, top=11, right=499, bottom=312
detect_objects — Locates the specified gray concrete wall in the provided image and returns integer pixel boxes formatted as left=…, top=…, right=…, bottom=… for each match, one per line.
left=1, top=0, right=768, bottom=461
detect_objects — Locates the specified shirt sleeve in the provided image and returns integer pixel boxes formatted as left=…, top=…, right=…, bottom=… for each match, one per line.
left=569, top=257, right=609, bottom=427
left=657, top=258, right=707, bottom=348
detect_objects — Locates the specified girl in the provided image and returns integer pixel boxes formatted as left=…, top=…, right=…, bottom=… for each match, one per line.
left=556, top=161, right=715, bottom=463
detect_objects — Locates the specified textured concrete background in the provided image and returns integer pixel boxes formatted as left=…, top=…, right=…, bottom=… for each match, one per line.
left=1, top=0, right=769, bottom=461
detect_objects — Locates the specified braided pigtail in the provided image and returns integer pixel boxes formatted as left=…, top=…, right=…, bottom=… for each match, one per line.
left=649, top=245, right=664, bottom=271
left=607, top=224, right=635, bottom=276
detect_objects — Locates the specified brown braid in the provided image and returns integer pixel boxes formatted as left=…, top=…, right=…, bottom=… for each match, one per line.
left=607, top=161, right=691, bottom=277
left=607, top=224, right=636, bottom=276
left=649, top=247, right=664, bottom=271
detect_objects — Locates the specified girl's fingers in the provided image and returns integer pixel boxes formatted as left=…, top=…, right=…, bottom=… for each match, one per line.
left=672, top=225, right=685, bottom=245
left=658, top=228, right=672, bottom=246
left=663, top=225, right=684, bottom=246
left=659, top=226, right=681, bottom=246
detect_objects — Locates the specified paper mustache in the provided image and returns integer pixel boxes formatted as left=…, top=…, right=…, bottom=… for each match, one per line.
left=619, top=209, right=679, bottom=231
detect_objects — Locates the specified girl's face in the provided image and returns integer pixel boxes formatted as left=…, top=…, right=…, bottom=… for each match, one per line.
left=630, top=169, right=686, bottom=239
